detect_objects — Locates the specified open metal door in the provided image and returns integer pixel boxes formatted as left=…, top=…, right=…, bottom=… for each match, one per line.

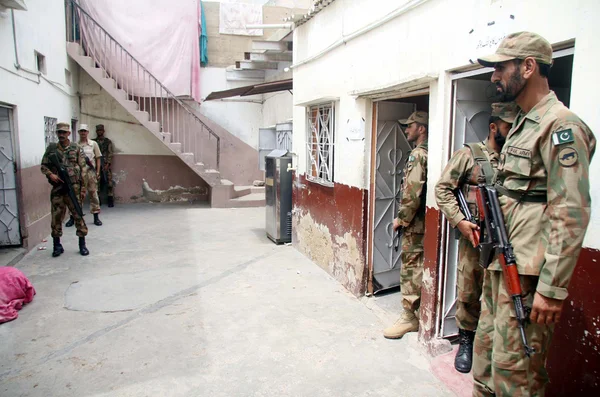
left=372, top=102, right=415, bottom=293
left=0, top=106, right=21, bottom=246
left=440, top=79, right=495, bottom=337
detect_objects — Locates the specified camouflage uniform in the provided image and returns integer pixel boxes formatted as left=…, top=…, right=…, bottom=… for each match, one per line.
left=474, top=32, right=596, bottom=396
left=397, top=140, right=428, bottom=313
left=93, top=126, right=114, bottom=198
left=435, top=139, right=498, bottom=331
left=41, top=142, right=88, bottom=238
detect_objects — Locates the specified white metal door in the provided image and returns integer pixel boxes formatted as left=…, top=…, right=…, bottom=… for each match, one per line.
left=372, top=102, right=415, bottom=293
left=440, top=79, right=495, bottom=337
left=0, top=106, right=21, bottom=246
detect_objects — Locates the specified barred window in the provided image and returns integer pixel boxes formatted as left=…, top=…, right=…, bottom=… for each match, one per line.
left=306, top=103, right=335, bottom=185
left=44, top=116, right=57, bottom=147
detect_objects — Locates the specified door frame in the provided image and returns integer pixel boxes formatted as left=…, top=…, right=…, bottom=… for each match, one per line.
left=0, top=103, right=23, bottom=246
left=435, top=46, right=576, bottom=338
left=366, top=89, right=431, bottom=295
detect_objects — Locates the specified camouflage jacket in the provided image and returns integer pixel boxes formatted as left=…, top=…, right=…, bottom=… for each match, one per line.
left=435, top=140, right=499, bottom=227
left=493, top=91, right=596, bottom=300
left=93, top=137, right=113, bottom=166
left=40, top=142, right=88, bottom=191
left=397, top=140, right=428, bottom=233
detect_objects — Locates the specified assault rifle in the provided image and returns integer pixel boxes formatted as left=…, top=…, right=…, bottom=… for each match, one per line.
left=47, top=152, right=84, bottom=218
left=476, top=180, right=535, bottom=357
left=454, top=189, right=481, bottom=243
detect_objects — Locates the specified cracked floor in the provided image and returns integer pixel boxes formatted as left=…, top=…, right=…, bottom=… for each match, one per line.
left=0, top=204, right=453, bottom=397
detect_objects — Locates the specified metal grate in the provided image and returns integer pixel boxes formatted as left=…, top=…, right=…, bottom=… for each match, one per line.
left=306, top=102, right=334, bottom=184
left=44, top=117, right=57, bottom=147
left=286, top=211, right=292, bottom=238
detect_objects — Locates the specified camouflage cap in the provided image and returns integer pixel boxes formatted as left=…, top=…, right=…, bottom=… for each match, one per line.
left=477, top=31, right=553, bottom=67
left=399, top=111, right=428, bottom=126
left=56, top=122, right=70, bottom=133
left=96, top=124, right=105, bottom=131
left=491, top=102, right=518, bottom=123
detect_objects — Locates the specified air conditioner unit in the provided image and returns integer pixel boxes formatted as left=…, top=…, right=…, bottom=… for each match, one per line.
left=0, top=0, right=27, bottom=11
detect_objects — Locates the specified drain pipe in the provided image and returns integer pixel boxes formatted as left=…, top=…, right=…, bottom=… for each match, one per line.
left=11, top=9, right=40, bottom=78
left=290, top=0, right=430, bottom=69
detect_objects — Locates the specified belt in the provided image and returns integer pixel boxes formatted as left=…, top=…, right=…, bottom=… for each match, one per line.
left=495, top=184, right=547, bottom=203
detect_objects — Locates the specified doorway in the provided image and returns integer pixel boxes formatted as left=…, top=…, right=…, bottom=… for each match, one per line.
left=438, top=49, right=575, bottom=338
left=0, top=106, right=22, bottom=247
left=371, top=93, right=430, bottom=294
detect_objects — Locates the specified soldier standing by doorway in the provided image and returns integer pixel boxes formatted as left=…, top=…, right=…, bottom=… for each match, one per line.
left=93, top=124, right=115, bottom=207
left=383, top=111, right=429, bottom=340
left=473, top=31, right=596, bottom=396
left=40, top=122, right=90, bottom=256
left=434, top=103, right=517, bottom=373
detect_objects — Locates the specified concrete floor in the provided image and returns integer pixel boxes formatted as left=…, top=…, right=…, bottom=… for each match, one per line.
left=0, top=204, right=454, bottom=397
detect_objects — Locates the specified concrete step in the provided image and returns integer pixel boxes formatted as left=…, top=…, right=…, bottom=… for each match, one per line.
left=180, top=152, right=195, bottom=165
left=170, top=142, right=182, bottom=153
left=161, top=132, right=172, bottom=143
left=227, top=192, right=266, bottom=208
left=233, top=185, right=265, bottom=198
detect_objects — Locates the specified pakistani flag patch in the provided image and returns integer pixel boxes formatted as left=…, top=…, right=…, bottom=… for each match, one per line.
left=552, top=129, right=574, bottom=146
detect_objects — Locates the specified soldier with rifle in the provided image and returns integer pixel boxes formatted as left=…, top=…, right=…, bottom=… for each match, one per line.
left=40, top=122, right=90, bottom=257
left=434, top=102, right=517, bottom=373
left=473, top=32, right=596, bottom=396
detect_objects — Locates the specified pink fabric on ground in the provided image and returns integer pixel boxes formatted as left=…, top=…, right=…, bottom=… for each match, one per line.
left=0, top=267, right=36, bottom=324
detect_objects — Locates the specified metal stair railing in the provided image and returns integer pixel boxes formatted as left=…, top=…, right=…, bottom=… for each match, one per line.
left=67, top=0, right=220, bottom=170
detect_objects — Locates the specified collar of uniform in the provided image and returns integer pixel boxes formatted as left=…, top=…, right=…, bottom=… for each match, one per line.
left=416, top=140, right=428, bottom=151
left=523, top=91, right=558, bottom=124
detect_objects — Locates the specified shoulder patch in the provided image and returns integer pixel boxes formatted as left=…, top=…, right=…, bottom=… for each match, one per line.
left=552, top=129, right=574, bottom=146
left=558, top=147, right=578, bottom=167
left=408, top=155, right=415, bottom=162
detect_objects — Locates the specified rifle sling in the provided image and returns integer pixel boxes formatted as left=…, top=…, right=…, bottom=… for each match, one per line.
left=495, top=184, right=547, bottom=203
left=464, top=142, right=494, bottom=185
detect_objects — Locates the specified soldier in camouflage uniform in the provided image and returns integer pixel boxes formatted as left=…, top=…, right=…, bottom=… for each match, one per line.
left=383, top=111, right=428, bottom=339
left=473, top=32, right=596, bottom=396
left=40, top=122, right=90, bottom=257
left=435, top=103, right=517, bottom=373
left=93, top=124, right=115, bottom=207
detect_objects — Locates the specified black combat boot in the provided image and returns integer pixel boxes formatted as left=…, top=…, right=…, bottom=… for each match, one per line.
left=65, top=216, right=74, bottom=227
left=93, top=213, right=103, bottom=226
left=108, top=196, right=114, bottom=207
left=79, top=237, right=89, bottom=256
left=454, top=329, right=476, bottom=373
left=52, top=237, right=64, bottom=257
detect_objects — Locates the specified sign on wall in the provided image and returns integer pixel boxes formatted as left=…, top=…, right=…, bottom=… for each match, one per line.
left=467, top=1, right=521, bottom=62
left=219, top=2, right=263, bottom=36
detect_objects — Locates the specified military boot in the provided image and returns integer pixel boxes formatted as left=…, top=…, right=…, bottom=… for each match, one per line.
left=108, top=196, right=114, bottom=207
left=52, top=237, right=64, bottom=257
left=93, top=213, right=103, bottom=226
left=79, top=237, right=89, bottom=256
left=65, top=216, right=74, bottom=227
left=454, top=329, right=476, bottom=373
left=383, top=310, right=419, bottom=339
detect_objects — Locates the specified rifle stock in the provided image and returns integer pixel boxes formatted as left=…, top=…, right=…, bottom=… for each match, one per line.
left=475, top=183, right=535, bottom=357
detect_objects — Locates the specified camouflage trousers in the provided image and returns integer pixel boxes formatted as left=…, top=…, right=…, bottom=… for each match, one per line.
left=100, top=168, right=114, bottom=198
left=400, top=232, right=424, bottom=313
left=51, top=187, right=88, bottom=238
left=81, top=169, right=100, bottom=214
left=473, top=270, right=554, bottom=397
left=456, top=237, right=484, bottom=331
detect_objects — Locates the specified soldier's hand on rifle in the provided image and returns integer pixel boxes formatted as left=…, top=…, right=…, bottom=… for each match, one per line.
left=393, top=218, right=402, bottom=231
left=457, top=220, right=479, bottom=248
left=530, top=292, right=564, bottom=325
left=49, top=174, right=63, bottom=184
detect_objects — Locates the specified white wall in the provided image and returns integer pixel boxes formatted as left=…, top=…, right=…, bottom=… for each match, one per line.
left=292, top=0, right=600, bottom=248
left=198, top=67, right=263, bottom=148
left=0, top=0, right=80, bottom=169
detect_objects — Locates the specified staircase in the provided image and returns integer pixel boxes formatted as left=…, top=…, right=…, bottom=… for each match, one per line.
left=66, top=1, right=264, bottom=208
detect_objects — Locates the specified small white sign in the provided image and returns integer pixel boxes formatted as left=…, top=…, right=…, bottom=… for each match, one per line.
left=346, top=118, right=365, bottom=141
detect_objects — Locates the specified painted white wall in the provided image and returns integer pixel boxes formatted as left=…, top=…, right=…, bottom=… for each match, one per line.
left=198, top=67, right=263, bottom=149
left=292, top=0, right=600, bottom=248
left=0, top=1, right=80, bottom=169
left=78, top=71, right=172, bottom=156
